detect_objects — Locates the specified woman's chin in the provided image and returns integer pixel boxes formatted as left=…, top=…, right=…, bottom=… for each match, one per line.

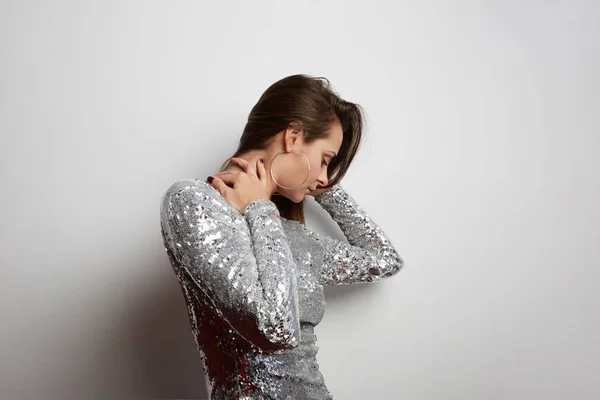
left=292, top=191, right=307, bottom=203
left=277, top=188, right=309, bottom=203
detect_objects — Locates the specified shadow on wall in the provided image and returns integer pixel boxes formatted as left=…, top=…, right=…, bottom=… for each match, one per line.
left=123, top=270, right=209, bottom=399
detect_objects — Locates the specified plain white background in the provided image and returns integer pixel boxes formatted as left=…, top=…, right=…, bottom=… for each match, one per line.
left=1, top=1, right=598, bottom=399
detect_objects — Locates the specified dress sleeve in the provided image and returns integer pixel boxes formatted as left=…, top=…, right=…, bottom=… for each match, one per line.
left=302, top=183, right=404, bottom=285
left=160, top=180, right=301, bottom=351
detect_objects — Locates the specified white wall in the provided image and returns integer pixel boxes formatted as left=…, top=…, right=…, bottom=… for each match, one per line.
left=1, top=1, right=598, bottom=399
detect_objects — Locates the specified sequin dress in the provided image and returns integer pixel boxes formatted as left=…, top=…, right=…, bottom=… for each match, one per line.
left=159, top=179, right=404, bottom=399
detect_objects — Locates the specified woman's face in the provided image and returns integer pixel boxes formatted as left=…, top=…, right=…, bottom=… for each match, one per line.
left=274, top=120, right=343, bottom=202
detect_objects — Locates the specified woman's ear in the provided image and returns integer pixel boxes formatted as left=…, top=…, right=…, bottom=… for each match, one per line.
left=285, top=121, right=305, bottom=150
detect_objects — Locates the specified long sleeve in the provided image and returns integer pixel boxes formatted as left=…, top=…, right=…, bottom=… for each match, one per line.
left=303, top=183, right=404, bottom=285
left=160, top=180, right=301, bottom=351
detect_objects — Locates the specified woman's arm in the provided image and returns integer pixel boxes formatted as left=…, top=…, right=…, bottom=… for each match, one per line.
left=304, top=183, right=404, bottom=285
left=160, top=180, right=301, bottom=351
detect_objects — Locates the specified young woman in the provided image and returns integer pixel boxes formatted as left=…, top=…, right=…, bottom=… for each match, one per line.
left=160, top=74, right=404, bottom=399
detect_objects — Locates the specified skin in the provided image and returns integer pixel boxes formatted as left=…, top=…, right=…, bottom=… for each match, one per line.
left=206, top=119, right=343, bottom=212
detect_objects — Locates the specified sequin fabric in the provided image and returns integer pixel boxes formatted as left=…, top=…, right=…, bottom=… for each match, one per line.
left=159, top=179, right=404, bottom=399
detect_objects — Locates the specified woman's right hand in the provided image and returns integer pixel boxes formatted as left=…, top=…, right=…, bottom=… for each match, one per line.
left=207, top=155, right=271, bottom=214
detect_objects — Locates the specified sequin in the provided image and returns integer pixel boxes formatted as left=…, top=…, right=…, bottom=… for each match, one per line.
left=159, top=179, right=404, bottom=399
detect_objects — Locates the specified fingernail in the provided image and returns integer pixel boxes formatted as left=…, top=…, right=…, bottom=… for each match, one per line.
left=207, top=176, right=214, bottom=183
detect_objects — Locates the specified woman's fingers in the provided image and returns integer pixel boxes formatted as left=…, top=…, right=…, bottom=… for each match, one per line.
left=245, top=156, right=257, bottom=177
left=214, top=170, right=236, bottom=177
left=229, top=157, right=248, bottom=169
left=214, top=171, right=237, bottom=186
left=210, top=176, right=231, bottom=196
left=213, top=171, right=235, bottom=184
left=231, top=156, right=258, bottom=178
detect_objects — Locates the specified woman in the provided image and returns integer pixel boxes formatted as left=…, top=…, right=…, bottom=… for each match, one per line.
left=160, top=74, right=404, bottom=399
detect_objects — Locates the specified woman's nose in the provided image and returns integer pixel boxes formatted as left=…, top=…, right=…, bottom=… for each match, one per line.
left=317, top=173, right=328, bottom=187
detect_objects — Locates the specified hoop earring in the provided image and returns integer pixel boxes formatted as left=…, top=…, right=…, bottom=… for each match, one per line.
left=270, top=149, right=310, bottom=195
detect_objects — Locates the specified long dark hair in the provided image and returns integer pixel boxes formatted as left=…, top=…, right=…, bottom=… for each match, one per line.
left=218, top=74, right=364, bottom=224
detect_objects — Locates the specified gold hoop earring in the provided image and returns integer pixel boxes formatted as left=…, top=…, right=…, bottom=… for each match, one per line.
left=270, top=149, right=310, bottom=195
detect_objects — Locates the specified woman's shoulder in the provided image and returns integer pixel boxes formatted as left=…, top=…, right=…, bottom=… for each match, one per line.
left=160, top=178, right=239, bottom=223
left=164, top=177, right=209, bottom=195
left=165, top=176, right=228, bottom=201
left=160, top=178, right=210, bottom=215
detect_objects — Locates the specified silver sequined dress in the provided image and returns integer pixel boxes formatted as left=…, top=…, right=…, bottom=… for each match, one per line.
left=159, top=179, right=404, bottom=399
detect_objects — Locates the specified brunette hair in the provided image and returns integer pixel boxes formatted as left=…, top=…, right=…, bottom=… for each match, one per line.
left=218, top=74, right=364, bottom=224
